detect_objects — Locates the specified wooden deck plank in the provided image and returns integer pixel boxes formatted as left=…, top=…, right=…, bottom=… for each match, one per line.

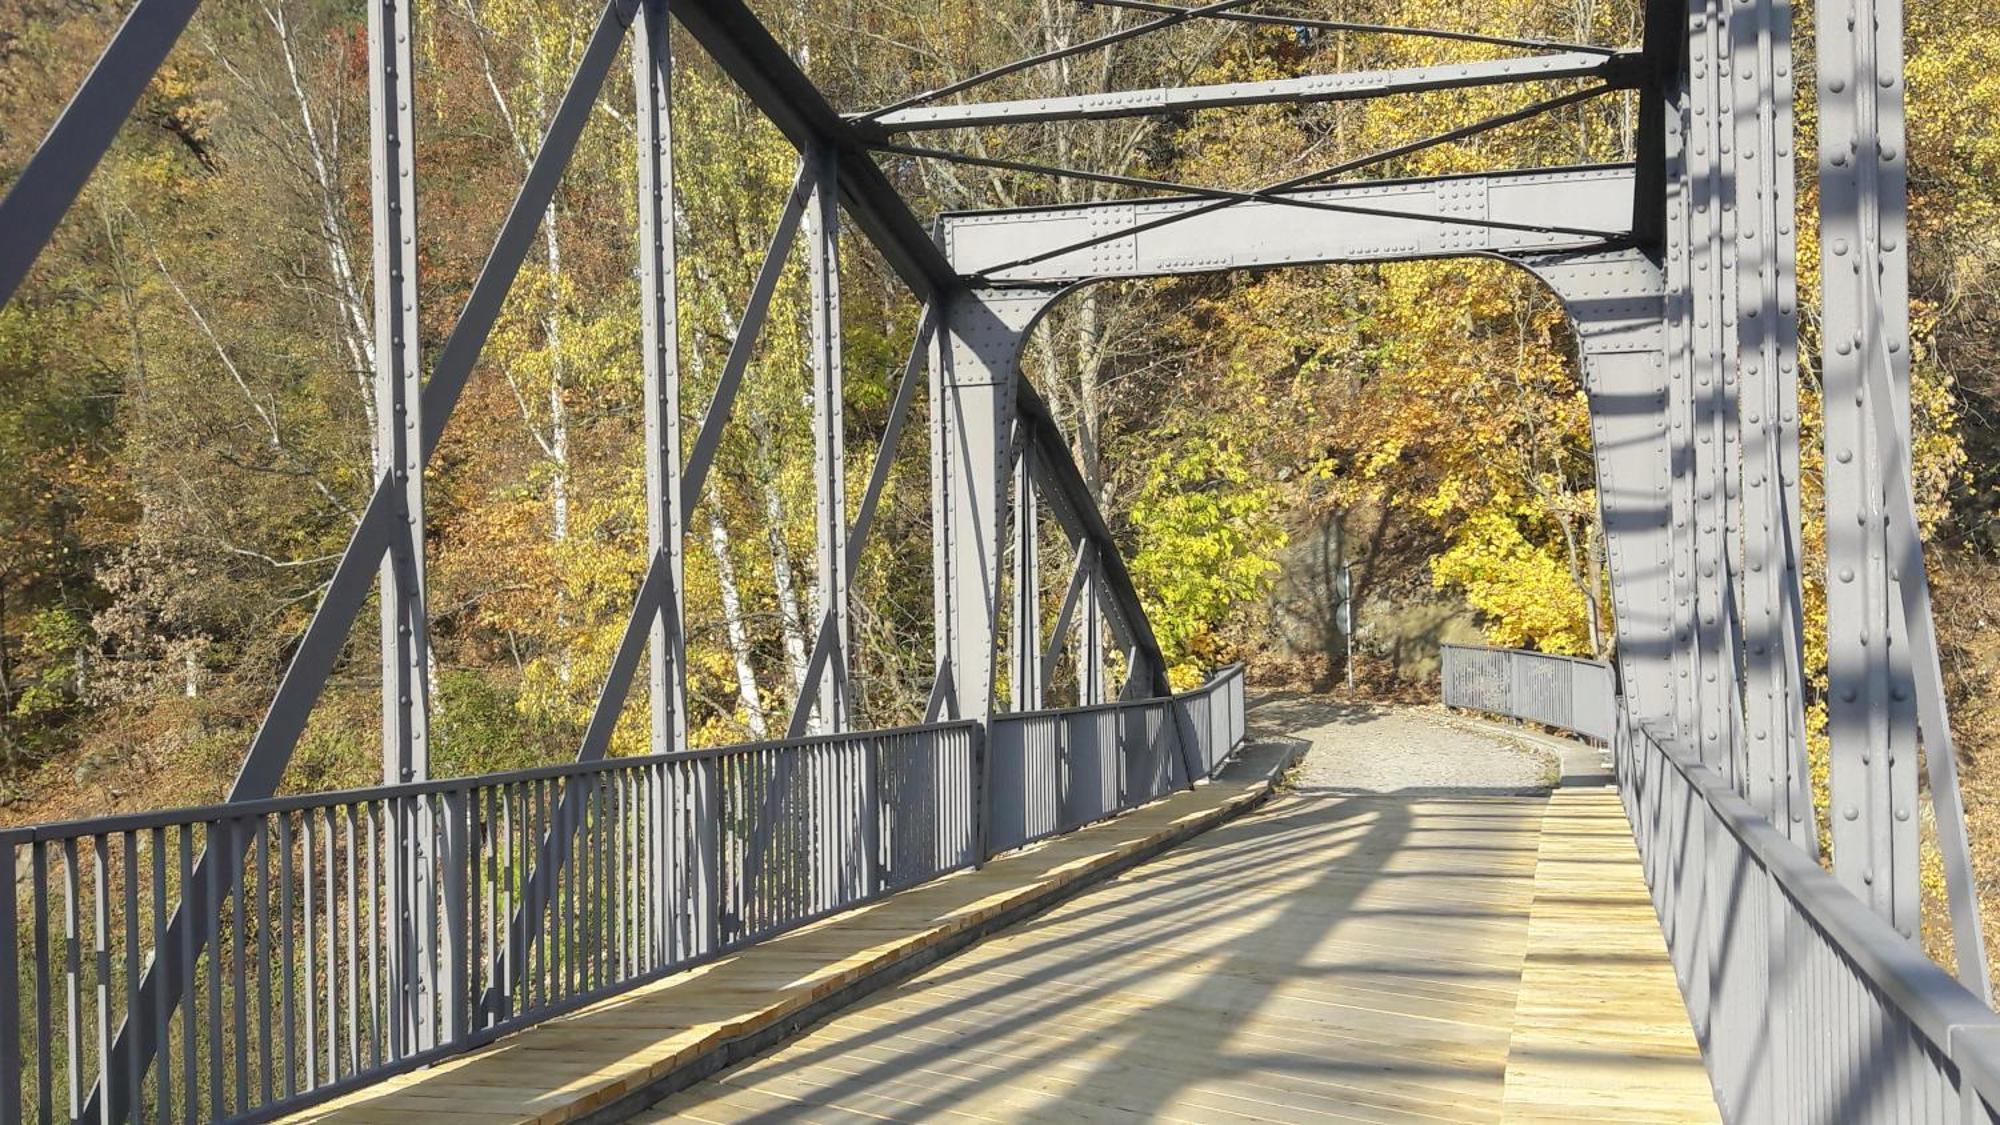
left=1499, top=787, right=1718, bottom=1123
left=285, top=741, right=1713, bottom=1125
left=633, top=794, right=1546, bottom=1123
left=283, top=744, right=1299, bottom=1124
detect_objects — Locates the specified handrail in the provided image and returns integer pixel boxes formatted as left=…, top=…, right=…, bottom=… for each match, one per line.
left=985, top=665, right=1247, bottom=853
left=0, top=674, right=1247, bottom=1124
left=1638, top=724, right=2000, bottom=1059
left=1439, top=641, right=1611, bottom=667
left=0, top=721, right=980, bottom=847
left=1000, top=661, right=1245, bottom=723
left=1624, top=720, right=2000, bottom=1119
left=1438, top=642, right=1615, bottom=742
left=1439, top=647, right=2000, bottom=1119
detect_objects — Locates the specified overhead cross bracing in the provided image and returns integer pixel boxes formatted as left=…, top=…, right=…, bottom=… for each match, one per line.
left=857, top=51, right=1639, bottom=133
left=1, top=0, right=1998, bottom=1118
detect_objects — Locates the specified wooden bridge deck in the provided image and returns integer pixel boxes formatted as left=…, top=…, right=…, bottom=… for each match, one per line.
left=294, top=741, right=1714, bottom=1124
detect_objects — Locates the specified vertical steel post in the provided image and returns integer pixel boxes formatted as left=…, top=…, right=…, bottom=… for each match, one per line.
left=369, top=0, right=429, bottom=788
left=1011, top=448, right=1042, bottom=712
left=1729, top=0, right=1812, bottom=848
left=807, top=146, right=850, bottom=734
left=1511, top=251, right=1673, bottom=764
left=440, top=789, right=470, bottom=1046
left=631, top=0, right=688, bottom=1000
left=1080, top=551, right=1105, bottom=706
left=0, top=839, right=17, bottom=1125
left=634, top=0, right=686, bottom=759
left=1818, top=0, right=1918, bottom=937
left=367, top=0, right=435, bottom=1053
left=1681, top=0, right=1740, bottom=776
left=1662, top=56, right=1703, bottom=754
left=929, top=289, right=1048, bottom=721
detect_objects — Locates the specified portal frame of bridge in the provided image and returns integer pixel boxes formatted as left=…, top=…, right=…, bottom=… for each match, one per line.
left=0, top=0, right=1994, bottom=1118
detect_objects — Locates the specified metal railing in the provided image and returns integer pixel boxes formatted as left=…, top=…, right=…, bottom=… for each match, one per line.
left=986, top=665, right=1246, bottom=854
left=1439, top=642, right=1616, bottom=741
left=0, top=668, right=1247, bottom=1123
left=1619, top=721, right=2000, bottom=1122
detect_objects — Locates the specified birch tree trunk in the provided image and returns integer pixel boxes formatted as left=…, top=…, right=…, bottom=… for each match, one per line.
left=705, top=507, right=769, bottom=738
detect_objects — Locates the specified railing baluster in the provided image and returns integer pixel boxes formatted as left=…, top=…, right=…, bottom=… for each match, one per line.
left=321, top=806, right=337, bottom=1082
left=173, top=825, right=194, bottom=1120
left=0, top=837, right=18, bottom=1125
left=59, top=838, right=81, bottom=1120
left=474, top=788, right=489, bottom=1031
left=89, top=836, right=110, bottom=1124
left=222, top=820, right=241, bottom=1111
left=201, top=821, right=221, bottom=1114
left=343, top=807, right=359, bottom=1073
left=441, top=788, right=469, bottom=1047
left=300, top=811, right=317, bottom=1091
left=256, top=818, right=273, bottom=1107
left=33, top=841, right=50, bottom=1124
left=528, top=779, right=543, bottom=1014
left=503, top=784, right=518, bottom=1021
left=0, top=701, right=1252, bottom=1122
left=148, top=828, right=167, bottom=1120
left=277, top=815, right=294, bottom=1102
left=118, top=832, right=138, bottom=1120
left=364, top=802, right=380, bottom=1072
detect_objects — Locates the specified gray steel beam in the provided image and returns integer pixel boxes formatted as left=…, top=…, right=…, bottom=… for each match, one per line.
left=367, top=0, right=437, bottom=1055
left=1679, top=0, right=1741, bottom=779
left=1728, top=0, right=1812, bottom=853
left=0, top=0, right=202, bottom=306
left=1514, top=251, right=1677, bottom=735
left=1075, top=0, right=1619, bottom=56
left=667, top=0, right=954, bottom=295
left=1818, top=0, right=1984, bottom=997
left=1629, top=0, right=1676, bottom=249
left=930, top=290, right=1044, bottom=722
left=1010, top=448, right=1042, bottom=711
left=1658, top=47, right=1701, bottom=758
left=369, top=0, right=429, bottom=789
left=806, top=149, right=851, bottom=734
left=863, top=52, right=1629, bottom=134
left=635, top=0, right=687, bottom=762
left=1818, top=0, right=1917, bottom=941
left=939, top=165, right=1636, bottom=285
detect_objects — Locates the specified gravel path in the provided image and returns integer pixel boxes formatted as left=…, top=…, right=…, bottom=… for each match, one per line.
left=1249, top=695, right=1562, bottom=795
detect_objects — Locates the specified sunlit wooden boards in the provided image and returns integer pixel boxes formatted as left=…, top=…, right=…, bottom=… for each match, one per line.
left=1499, top=788, right=1718, bottom=1123
left=646, top=794, right=1553, bottom=1123
left=282, top=744, right=1296, bottom=1123
left=287, top=767, right=1715, bottom=1124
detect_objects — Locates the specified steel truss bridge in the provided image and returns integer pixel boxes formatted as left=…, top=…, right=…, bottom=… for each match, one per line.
left=1, top=0, right=1996, bottom=1118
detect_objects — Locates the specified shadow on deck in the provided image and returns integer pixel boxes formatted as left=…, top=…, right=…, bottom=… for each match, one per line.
left=291, top=720, right=1714, bottom=1124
